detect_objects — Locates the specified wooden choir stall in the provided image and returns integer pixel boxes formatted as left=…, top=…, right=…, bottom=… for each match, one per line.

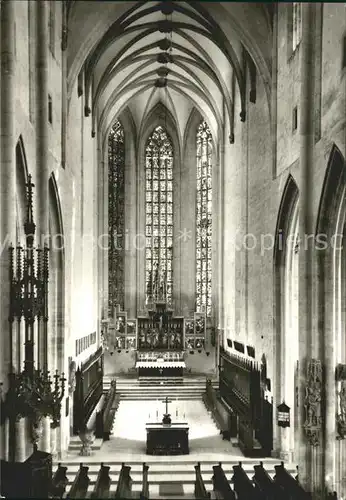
left=73, top=347, right=104, bottom=435
left=218, top=347, right=273, bottom=457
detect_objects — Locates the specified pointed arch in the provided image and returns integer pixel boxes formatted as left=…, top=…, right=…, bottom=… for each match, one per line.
left=273, top=173, right=299, bottom=462
left=48, top=173, right=66, bottom=455
left=108, top=118, right=125, bottom=312
left=49, top=173, right=64, bottom=244
left=273, top=174, right=299, bottom=267
left=144, top=125, right=174, bottom=305
left=315, top=144, right=345, bottom=489
left=15, top=137, right=29, bottom=242
left=315, top=144, right=346, bottom=237
left=195, top=119, right=213, bottom=317
left=138, top=101, right=181, bottom=164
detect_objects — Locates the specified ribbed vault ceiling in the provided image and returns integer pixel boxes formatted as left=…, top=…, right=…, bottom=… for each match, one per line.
left=67, top=1, right=273, bottom=144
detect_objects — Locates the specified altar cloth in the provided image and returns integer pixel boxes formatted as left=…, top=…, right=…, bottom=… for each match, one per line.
left=135, top=361, right=186, bottom=368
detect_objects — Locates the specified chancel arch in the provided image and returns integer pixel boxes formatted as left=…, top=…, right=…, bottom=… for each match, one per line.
left=273, top=174, right=299, bottom=462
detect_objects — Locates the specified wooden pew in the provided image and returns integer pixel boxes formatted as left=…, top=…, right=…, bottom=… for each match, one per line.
left=51, top=463, right=69, bottom=499
left=274, top=462, right=311, bottom=500
left=114, top=463, right=132, bottom=499
left=90, top=463, right=111, bottom=499
left=194, top=462, right=210, bottom=499
left=253, top=461, right=282, bottom=500
left=95, top=380, right=120, bottom=440
left=103, top=392, right=120, bottom=440
left=232, top=462, right=257, bottom=500
left=67, top=463, right=90, bottom=499
left=140, top=462, right=150, bottom=500
left=212, top=462, right=236, bottom=499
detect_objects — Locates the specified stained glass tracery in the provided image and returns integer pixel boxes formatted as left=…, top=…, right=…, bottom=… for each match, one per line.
left=292, top=3, right=302, bottom=52
left=145, top=126, right=174, bottom=304
left=196, top=121, right=212, bottom=316
left=108, top=120, right=125, bottom=312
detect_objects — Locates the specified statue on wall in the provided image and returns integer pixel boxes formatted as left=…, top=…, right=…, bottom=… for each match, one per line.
left=304, top=359, right=322, bottom=446
left=336, top=380, right=346, bottom=440
left=68, top=358, right=77, bottom=395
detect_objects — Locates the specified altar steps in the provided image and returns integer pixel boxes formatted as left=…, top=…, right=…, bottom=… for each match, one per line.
left=103, top=376, right=218, bottom=401
left=55, top=459, right=297, bottom=499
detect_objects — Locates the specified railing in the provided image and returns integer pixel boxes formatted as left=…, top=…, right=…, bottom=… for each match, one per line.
left=95, top=380, right=119, bottom=440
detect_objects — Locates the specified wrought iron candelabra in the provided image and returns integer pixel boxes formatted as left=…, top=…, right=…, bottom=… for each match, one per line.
left=2, top=174, right=65, bottom=459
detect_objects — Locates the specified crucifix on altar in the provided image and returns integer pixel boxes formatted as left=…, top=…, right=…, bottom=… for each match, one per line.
left=161, top=396, right=172, bottom=424
left=146, top=396, right=189, bottom=455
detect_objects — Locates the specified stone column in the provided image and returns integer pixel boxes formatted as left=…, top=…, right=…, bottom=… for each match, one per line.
left=180, top=117, right=197, bottom=317
left=0, top=0, right=16, bottom=460
left=298, top=2, right=318, bottom=492
left=1, top=420, right=9, bottom=461
left=172, top=148, right=182, bottom=314
left=15, top=420, right=27, bottom=462
left=36, top=0, right=49, bottom=240
left=39, top=417, right=51, bottom=453
left=101, top=156, right=109, bottom=318
left=36, top=0, right=50, bottom=451
left=215, top=117, right=226, bottom=375
left=50, top=427, right=57, bottom=457
left=123, top=120, right=137, bottom=318
left=97, top=152, right=105, bottom=326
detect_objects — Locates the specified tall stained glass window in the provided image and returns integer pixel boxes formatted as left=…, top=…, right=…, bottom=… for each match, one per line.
left=108, top=120, right=125, bottom=312
left=292, top=3, right=302, bottom=52
left=145, top=126, right=174, bottom=304
left=196, top=121, right=212, bottom=316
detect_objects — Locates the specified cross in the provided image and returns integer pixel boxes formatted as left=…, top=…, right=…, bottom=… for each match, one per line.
left=162, top=396, right=172, bottom=415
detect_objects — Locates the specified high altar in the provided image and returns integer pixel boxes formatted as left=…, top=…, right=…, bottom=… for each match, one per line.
left=102, top=301, right=207, bottom=377
left=136, top=302, right=185, bottom=377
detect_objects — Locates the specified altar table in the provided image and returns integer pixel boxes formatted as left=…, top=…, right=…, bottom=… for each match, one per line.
left=146, top=422, right=189, bottom=455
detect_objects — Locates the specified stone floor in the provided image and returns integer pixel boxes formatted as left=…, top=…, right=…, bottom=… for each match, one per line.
left=60, top=400, right=294, bottom=499
left=64, top=399, right=241, bottom=462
